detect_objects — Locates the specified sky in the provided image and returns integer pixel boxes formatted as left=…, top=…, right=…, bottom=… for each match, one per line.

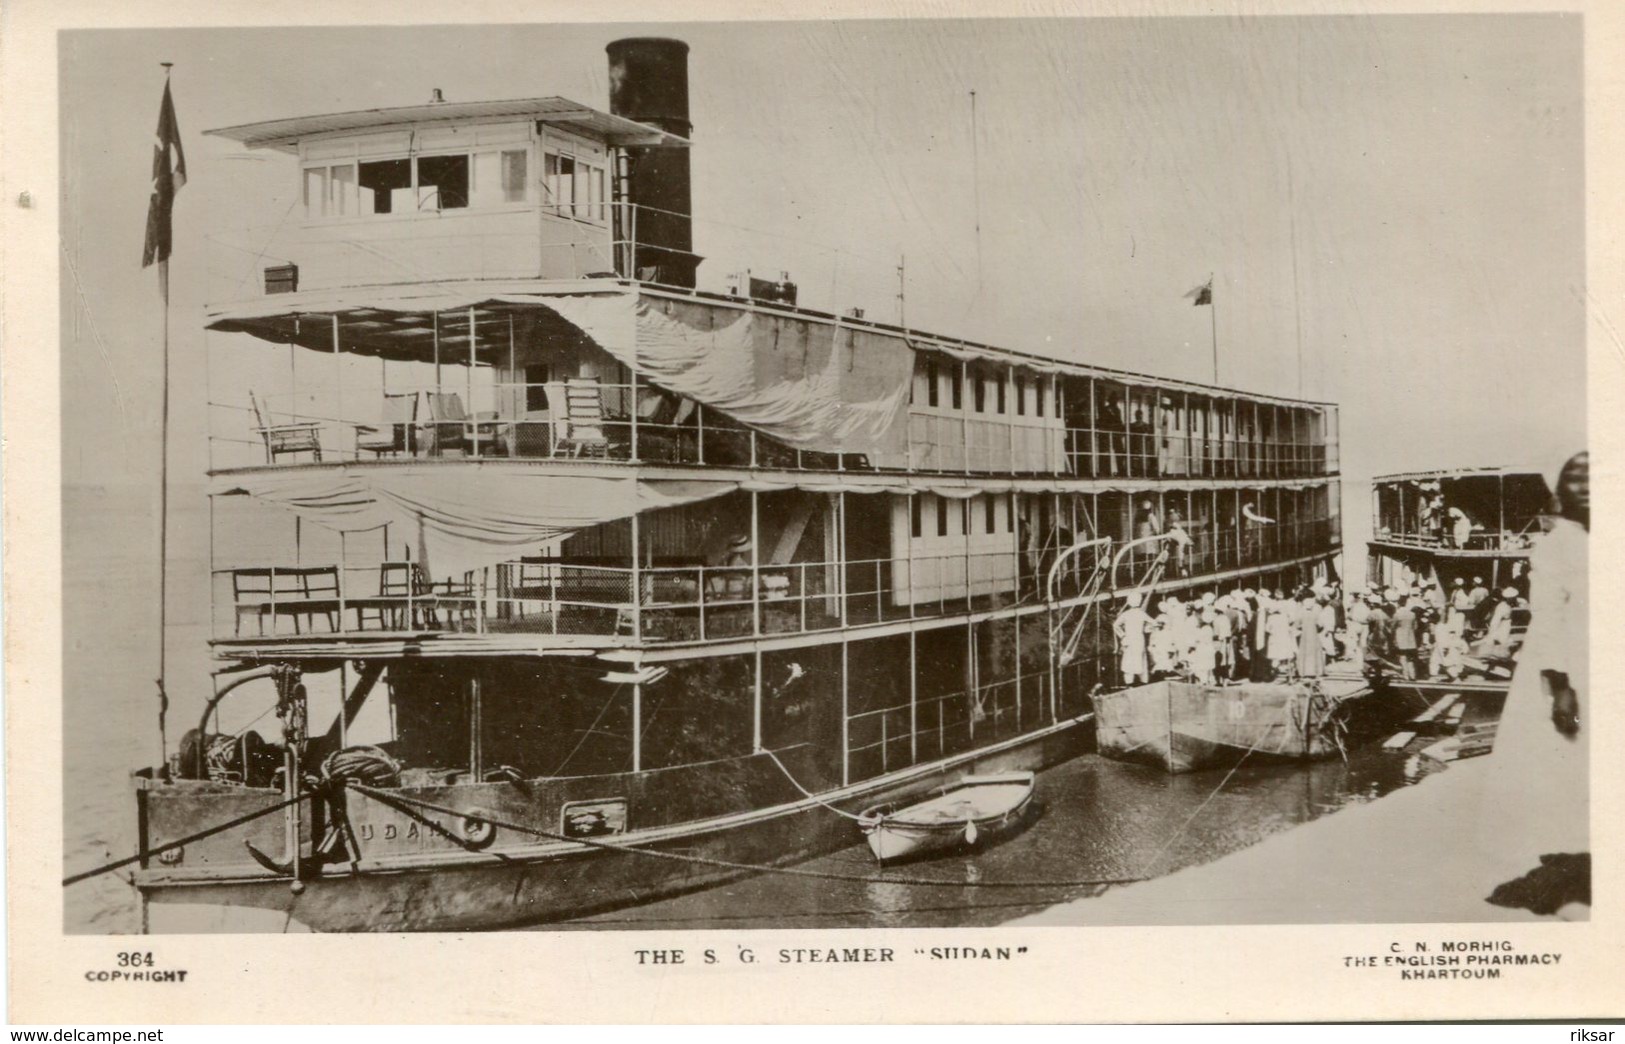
left=59, top=15, right=1586, bottom=551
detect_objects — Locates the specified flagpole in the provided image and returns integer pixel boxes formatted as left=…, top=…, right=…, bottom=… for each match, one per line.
left=155, top=62, right=174, bottom=772
left=1210, top=283, right=1219, bottom=385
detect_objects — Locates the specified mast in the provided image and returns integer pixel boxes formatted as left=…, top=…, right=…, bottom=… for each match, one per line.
left=153, top=61, right=178, bottom=770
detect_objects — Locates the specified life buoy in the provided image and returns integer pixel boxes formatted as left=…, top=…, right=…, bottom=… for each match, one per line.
left=461, top=812, right=496, bottom=849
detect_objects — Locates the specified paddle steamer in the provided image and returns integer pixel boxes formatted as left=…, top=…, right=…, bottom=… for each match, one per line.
left=131, top=38, right=1343, bottom=931
left=1367, top=466, right=1544, bottom=598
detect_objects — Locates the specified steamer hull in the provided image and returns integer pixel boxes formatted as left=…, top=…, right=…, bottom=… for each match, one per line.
left=137, top=719, right=1085, bottom=933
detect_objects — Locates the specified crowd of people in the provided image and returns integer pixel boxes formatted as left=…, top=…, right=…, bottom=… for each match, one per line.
left=1346, top=575, right=1525, bottom=681
left=1113, top=584, right=1343, bottom=686
left=1111, top=572, right=1528, bottom=688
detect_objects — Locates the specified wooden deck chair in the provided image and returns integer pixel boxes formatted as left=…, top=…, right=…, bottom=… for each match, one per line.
left=425, top=392, right=472, bottom=456
left=558, top=378, right=610, bottom=458
left=356, top=392, right=419, bottom=457
left=354, top=562, right=416, bottom=630
left=249, top=392, right=323, bottom=463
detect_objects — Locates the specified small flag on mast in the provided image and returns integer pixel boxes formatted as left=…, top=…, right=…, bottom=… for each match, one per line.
left=1185, top=278, right=1213, bottom=307
left=142, top=75, right=187, bottom=270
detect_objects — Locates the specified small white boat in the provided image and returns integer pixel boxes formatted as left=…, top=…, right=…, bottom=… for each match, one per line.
left=857, top=772, right=1036, bottom=864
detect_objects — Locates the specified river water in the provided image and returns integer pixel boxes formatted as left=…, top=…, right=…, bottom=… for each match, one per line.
left=64, top=483, right=1460, bottom=933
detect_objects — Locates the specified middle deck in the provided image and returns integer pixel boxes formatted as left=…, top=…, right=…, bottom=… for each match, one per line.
left=207, top=283, right=1341, bottom=663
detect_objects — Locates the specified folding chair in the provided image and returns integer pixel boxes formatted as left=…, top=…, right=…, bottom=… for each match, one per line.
left=249, top=392, right=323, bottom=463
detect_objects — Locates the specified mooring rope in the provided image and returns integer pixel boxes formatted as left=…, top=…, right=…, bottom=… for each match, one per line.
left=1135, top=729, right=1272, bottom=878
left=762, top=748, right=867, bottom=822
left=346, top=782, right=1145, bottom=892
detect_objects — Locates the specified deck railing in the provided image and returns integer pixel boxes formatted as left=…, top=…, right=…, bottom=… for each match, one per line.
left=1369, top=528, right=1539, bottom=553
left=212, top=527, right=1337, bottom=647
left=212, top=387, right=1337, bottom=480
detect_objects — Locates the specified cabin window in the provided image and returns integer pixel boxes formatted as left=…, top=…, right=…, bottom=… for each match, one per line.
left=950, top=367, right=963, bottom=411
left=415, top=154, right=469, bottom=210
left=303, top=163, right=357, bottom=219
left=502, top=149, right=529, bottom=203
left=545, top=153, right=576, bottom=213
left=585, top=162, right=606, bottom=220
left=910, top=495, right=922, bottom=539
left=471, top=148, right=530, bottom=206
left=996, top=375, right=1006, bottom=414
left=926, top=359, right=940, bottom=408
left=544, top=150, right=607, bottom=222
left=1035, top=377, right=1045, bottom=417
left=985, top=495, right=997, bottom=534
left=1015, top=374, right=1027, bottom=416
left=973, top=371, right=986, bottom=413
left=359, top=158, right=412, bottom=215
left=935, top=495, right=948, bottom=537
left=1006, top=493, right=1014, bottom=531
left=960, top=499, right=970, bottom=535
left=304, top=168, right=324, bottom=216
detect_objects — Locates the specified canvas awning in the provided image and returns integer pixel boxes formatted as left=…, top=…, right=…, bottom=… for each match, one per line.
left=208, top=285, right=918, bottom=459
left=216, top=461, right=1330, bottom=577
left=215, top=467, right=738, bottom=577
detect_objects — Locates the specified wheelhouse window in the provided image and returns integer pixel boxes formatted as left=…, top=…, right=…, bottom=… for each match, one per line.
left=302, top=163, right=356, bottom=218
left=544, top=150, right=607, bottom=222
left=314, top=147, right=529, bottom=219
left=490, top=149, right=529, bottom=205
left=358, top=158, right=412, bottom=215
left=416, top=154, right=470, bottom=210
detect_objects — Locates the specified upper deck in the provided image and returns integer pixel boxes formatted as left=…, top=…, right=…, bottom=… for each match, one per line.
left=202, top=92, right=1339, bottom=487
left=1369, top=466, right=1547, bottom=557
left=208, top=279, right=1340, bottom=485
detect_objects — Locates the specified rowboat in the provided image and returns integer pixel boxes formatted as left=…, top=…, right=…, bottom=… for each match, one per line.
left=857, top=772, right=1036, bottom=864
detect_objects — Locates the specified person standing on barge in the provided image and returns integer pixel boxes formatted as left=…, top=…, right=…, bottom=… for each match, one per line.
left=1114, top=593, right=1152, bottom=685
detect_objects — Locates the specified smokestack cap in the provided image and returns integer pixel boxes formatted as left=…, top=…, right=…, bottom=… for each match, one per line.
left=607, top=37, right=691, bottom=137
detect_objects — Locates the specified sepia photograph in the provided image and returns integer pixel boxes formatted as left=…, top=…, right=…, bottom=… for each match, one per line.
left=8, top=0, right=1621, bottom=1024
left=46, top=11, right=1594, bottom=940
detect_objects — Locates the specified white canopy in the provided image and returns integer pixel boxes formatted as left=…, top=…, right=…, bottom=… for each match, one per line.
left=209, top=285, right=918, bottom=459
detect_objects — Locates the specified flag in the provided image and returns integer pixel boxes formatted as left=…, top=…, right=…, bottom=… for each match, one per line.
left=142, top=78, right=187, bottom=270
left=1185, top=279, right=1213, bottom=307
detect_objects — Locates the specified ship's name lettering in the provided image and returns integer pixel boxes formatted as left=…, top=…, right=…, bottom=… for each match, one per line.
left=357, top=823, right=420, bottom=841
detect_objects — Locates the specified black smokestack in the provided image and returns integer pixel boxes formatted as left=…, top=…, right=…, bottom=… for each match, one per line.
left=607, top=37, right=700, bottom=289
